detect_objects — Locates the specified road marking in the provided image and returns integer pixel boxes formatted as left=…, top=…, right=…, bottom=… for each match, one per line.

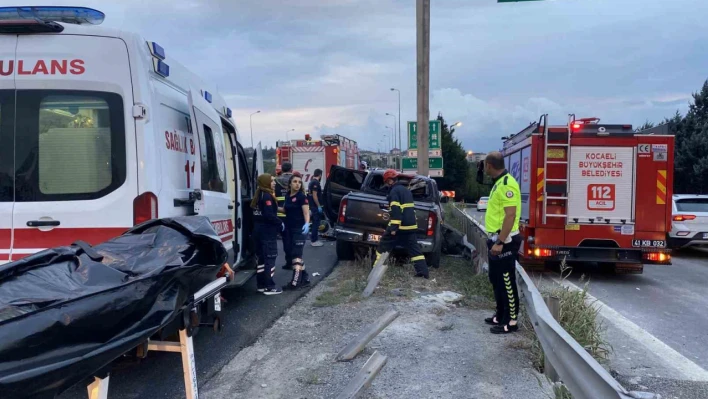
left=556, top=278, right=708, bottom=382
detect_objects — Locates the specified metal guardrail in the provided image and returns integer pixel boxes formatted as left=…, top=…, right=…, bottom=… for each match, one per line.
left=451, top=204, right=655, bottom=399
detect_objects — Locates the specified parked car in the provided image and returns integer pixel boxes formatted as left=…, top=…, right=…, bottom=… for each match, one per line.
left=476, top=197, right=489, bottom=212
left=323, top=166, right=444, bottom=267
left=668, top=194, right=708, bottom=249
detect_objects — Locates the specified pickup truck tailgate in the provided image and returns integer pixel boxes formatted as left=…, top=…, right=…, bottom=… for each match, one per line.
left=344, top=193, right=431, bottom=235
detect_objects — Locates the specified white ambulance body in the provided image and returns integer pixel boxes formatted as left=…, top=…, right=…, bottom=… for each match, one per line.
left=0, top=8, right=262, bottom=285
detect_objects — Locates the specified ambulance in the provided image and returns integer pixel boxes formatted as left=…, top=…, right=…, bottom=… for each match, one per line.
left=490, top=114, right=675, bottom=274
left=0, top=6, right=263, bottom=285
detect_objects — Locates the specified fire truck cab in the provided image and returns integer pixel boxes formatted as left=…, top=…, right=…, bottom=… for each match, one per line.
left=499, top=114, right=674, bottom=273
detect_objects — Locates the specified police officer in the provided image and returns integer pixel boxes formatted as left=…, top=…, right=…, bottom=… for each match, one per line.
left=483, top=152, right=521, bottom=334
left=375, top=169, right=429, bottom=278
left=251, top=173, right=284, bottom=295
left=308, top=168, right=324, bottom=247
left=275, top=162, right=294, bottom=269
left=282, top=174, right=312, bottom=289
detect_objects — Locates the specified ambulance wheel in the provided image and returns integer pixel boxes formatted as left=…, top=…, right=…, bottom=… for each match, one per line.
left=336, top=240, right=355, bottom=260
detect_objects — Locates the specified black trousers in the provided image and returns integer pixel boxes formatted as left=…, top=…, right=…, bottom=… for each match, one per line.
left=487, top=235, right=522, bottom=325
left=376, top=231, right=429, bottom=277
left=255, top=226, right=278, bottom=290
left=285, top=227, right=309, bottom=288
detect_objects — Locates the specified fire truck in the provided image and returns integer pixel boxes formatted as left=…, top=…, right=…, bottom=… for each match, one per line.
left=276, top=134, right=359, bottom=186
left=492, top=114, right=674, bottom=273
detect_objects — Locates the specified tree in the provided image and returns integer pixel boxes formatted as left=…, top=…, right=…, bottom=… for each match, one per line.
left=635, top=120, right=655, bottom=132
left=433, top=113, right=469, bottom=200
left=673, top=80, right=708, bottom=194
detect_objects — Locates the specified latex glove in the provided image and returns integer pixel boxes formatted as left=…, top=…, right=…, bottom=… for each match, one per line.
left=302, top=223, right=311, bottom=235
left=318, top=206, right=324, bottom=214
left=281, top=222, right=285, bottom=232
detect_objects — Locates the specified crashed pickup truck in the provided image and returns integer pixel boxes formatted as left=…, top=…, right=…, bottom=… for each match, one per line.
left=324, top=166, right=444, bottom=266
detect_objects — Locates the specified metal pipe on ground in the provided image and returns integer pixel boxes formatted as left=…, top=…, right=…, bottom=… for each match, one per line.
left=363, top=252, right=390, bottom=297
left=336, top=310, right=399, bottom=362
left=336, top=351, right=388, bottom=399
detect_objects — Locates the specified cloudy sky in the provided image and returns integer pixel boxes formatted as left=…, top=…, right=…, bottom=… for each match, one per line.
left=24, top=0, right=708, bottom=152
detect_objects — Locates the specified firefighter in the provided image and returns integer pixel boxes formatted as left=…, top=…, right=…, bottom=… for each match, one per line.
left=275, top=162, right=294, bottom=269
left=482, top=151, right=522, bottom=334
left=250, top=173, right=284, bottom=295
left=281, top=174, right=312, bottom=289
left=375, top=169, right=429, bottom=278
left=308, top=168, right=324, bottom=247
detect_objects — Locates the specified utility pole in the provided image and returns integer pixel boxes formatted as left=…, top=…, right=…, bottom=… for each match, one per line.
left=416, top=0, right=430, bottom=176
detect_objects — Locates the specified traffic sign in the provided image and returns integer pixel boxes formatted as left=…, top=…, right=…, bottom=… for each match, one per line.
left=407, top=149, right=441, bottom=157
left=402, top=156, right=443, bottom=170
left=403, top=169, right=444, bottom=177
left=407, top=120, right=441, bottom=150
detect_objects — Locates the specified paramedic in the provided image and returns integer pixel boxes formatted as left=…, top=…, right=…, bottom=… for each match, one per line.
left=483, top=152, right=521, bottom=334
left=282, top=174, right=312, bottom=289
left=251, top=173, right=284, bottom=295
left=375, top=169, right=429, bottom=278
left=276, top=162, right=294, bottom=269
left=308, top=168, right=324, bottom=247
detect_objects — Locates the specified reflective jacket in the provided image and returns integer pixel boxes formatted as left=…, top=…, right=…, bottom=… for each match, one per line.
left=387, top=181, right=417, bottom=233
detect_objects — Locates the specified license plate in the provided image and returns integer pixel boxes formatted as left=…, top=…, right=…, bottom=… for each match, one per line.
left=632, top=239, right=666, bottom=248
left=368, top=234, right=382, bottom=243
left=214, top=293, right=222, bottom=312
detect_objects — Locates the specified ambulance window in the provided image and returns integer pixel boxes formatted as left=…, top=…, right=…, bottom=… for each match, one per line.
left=14, top=91, right=126, bottom=202
left=236, top=143, right=251, bottom=197
left=0, top=90, right=13, bottom=202
left=198, top=124, right=227, bottom=193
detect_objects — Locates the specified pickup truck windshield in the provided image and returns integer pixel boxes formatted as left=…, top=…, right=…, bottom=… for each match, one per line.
left=366, top=174, right=431, bottom=201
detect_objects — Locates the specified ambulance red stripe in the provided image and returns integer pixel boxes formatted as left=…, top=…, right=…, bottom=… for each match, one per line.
left=12, top=227, right=129, bottom=250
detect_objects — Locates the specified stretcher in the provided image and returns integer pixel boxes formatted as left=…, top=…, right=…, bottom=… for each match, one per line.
left=0, top=217, right=230, bottom=399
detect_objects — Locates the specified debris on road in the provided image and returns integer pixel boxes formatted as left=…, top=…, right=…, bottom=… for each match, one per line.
left=201, top=258, right=552, bottom=399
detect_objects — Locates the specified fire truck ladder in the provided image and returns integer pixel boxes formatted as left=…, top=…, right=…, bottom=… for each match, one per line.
left=541, top=114, right=570, bottom=224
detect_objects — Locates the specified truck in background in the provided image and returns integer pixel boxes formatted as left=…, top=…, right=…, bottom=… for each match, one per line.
left=489, top=114, right=674, bottom=273
left=276, top=134, right=359, bottom=187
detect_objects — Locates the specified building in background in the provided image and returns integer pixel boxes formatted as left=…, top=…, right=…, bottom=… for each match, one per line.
left=360, top=150, right=395, bottom=169
left=466, top=151, right=486, bottom=164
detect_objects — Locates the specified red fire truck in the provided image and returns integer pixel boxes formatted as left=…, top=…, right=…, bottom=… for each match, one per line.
left=495, top=114, right=674, bottom=273
left=276, top=134, right=359, bottom=186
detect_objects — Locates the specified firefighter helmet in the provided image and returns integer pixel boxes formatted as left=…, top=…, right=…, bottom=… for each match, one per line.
left=383, top=169, right=398, bottom=182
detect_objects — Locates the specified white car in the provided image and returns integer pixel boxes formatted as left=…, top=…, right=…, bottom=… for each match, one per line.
left=669, top=194, right=708, bottom=249
left=477, top=196, right=489, bottom=212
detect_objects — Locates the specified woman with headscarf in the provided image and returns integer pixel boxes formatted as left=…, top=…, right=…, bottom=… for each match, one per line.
left=281, top=173, right=311, bottom=289
left=251, top=173, right=284, bottom=295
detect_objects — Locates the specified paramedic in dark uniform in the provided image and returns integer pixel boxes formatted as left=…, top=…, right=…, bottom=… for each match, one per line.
left=282, top=174, right=312, bottom=289
left=483, top=152, right=521, bottom=334
left=375, top=169, right=429, bottom=278
left=308, top=168, right=324, bottom=247
left=275, top=162, right=294, bottom=269
left=251, top=173, right=283, bottom=295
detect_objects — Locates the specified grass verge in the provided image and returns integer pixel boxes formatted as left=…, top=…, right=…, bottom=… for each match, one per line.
left=522, top=261, right=612, bottom=396
left=314, top=250, right=495, bottom=309
left=442, top=202, right=465, bottom=231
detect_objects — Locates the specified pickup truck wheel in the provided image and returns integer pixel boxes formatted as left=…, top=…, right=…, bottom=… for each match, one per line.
left=336, top=240, right=355, bottom=261
left=425, top=246, right=442, bottom=269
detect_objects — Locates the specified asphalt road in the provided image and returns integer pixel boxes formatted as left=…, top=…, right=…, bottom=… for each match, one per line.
left=59, top=240, right=339, bottom=399
left=464, top=206, right=708, bottom=397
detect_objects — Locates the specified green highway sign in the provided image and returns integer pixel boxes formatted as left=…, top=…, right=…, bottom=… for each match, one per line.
left=407, top=120, right=441, bottom=150
left=401, top=156, right=443, bottom=170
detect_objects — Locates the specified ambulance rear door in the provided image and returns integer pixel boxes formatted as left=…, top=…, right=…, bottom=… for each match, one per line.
left=188, top=90, right=234, bottom=248
left=10, top=34, right=136, bottom=260
left=567, top=146, right=636, bottom=224
left=0, top=34, right=16, bottom=264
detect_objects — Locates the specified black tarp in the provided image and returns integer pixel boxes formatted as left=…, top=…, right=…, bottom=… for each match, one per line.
left=0, top=217, right=227, bottom=398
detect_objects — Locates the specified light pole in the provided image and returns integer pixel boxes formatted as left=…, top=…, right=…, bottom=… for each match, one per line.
left=249, top=110, right=261, bottom=149
left=385, top=112, right=396, bottom=146
left=390, top=88, right=401, bottom=167
left=451, top=121, right=462, bottom=133
left=285, top=128, right=295, bottom=141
